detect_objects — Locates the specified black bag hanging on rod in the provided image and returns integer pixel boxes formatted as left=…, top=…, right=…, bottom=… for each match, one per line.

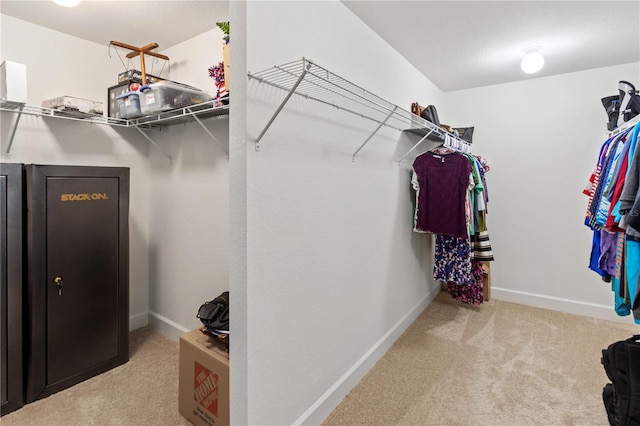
left=602, top=95, right=620, bottom=131
left=618, top=81, right=640, bottom=127
left=601, top=81, right=640, bottom=131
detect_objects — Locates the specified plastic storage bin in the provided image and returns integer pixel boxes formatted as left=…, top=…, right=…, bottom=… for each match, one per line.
left=139, top=81, right=211, bottom=115
left=115, top=92, right=143, bottom=119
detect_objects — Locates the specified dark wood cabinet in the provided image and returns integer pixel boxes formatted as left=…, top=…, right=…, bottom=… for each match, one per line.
left=24, top=164, right=130, bottom=403
left=1, top=163, right=24, bottom=416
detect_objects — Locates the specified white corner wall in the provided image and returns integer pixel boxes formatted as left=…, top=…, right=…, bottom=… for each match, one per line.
left=228, top=1, right=248, bottom=424
left=240, top=1, right=444, bottom=424
left=441, top=62, right=640, bottom=322
left=0, top=14, right=152, bottom=329
left=146, top=27, right=231, bottom=340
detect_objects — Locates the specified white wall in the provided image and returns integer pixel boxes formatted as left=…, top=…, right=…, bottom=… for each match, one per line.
left=240, top=1, right=443, bottom=424
left=0, top=15, right=119, bottom=107
left=228, top=1, right=248, bottom=424
left=0, top=14, right=152, bottom=329
left=441, top=62, right=640, bottom=322
left=163, top=29, right=223, bottom=98
left=146, top=28, right=231, bottom=339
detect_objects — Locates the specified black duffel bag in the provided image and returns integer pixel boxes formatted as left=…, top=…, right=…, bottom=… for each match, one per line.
left=601, top=335, right=640, bottom=425
left=197, top=291, right=229, bottom=331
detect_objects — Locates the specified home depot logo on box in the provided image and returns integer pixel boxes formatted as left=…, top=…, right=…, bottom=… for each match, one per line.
left=194, top=361, right=219, bottom=417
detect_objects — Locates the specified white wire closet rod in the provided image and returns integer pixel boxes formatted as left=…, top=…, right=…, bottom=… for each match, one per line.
left=247, top=57, right=468, bottom=160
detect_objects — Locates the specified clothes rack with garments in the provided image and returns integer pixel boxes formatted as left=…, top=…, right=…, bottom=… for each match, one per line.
left=584, top=117, right=640, bottom=323
left=411, top=136, right=494, bottom=305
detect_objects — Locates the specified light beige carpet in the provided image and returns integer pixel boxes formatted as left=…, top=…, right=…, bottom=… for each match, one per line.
left=2, top=327, right=190, bottom=426
left=5, top=294, right=638, bottom=426
left=323, top=292, right=639, bottom=426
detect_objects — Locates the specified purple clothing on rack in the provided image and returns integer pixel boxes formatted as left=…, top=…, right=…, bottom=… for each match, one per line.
left=413, top=152, right=472, bottom=238
left=598, top=229, right=617, bottom=275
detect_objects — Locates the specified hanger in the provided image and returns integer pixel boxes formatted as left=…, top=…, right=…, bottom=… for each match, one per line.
left=431, top=144, right=455, bottom=155
left=398, top=124, right=472, bottom=163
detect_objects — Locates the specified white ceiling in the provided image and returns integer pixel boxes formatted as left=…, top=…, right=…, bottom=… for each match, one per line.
left=1, top=1, right=639, bottom=92
left=343, top=0, right=640, bottom=92
left=0, top=0, right=229, bottom=50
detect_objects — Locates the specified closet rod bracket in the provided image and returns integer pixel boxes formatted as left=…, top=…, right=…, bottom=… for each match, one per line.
left=3, top=102, right=25, bottom=158
left=352, top=105, right=398, bottom=161
left=398, top=128, right=435, bottom=163
left=131, top=123, right=172, bottom=162
left=252, top=58, right=311, bottom=151
left=186, top=107, right=228, bottom=157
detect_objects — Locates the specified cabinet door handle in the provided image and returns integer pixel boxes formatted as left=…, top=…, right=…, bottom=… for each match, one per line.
left=53, top=276, right=63, bottom=296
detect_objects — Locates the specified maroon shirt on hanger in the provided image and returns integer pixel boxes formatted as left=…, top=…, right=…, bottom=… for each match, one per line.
left=412, top=152, right=471, bottom=237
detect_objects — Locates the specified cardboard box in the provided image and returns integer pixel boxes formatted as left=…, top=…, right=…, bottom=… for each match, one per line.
left=1, top=60, right=27, bottom=103
left=179, top=329, right=229, bottom=426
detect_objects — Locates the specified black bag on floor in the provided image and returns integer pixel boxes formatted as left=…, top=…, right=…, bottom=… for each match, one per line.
left=601, top=335, right=640, bottom=425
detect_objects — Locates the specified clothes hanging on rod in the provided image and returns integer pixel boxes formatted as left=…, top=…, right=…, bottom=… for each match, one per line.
left=412, top=149, right=471, bottom=237
left=584, top=121, right=640, bottom=323
left=411, top=143, right=493, bottom=305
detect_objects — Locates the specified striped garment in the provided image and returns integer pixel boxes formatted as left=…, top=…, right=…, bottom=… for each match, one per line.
left=585, top=138, right=612, bottom=228
left=471, top=230, right=494, bottom=261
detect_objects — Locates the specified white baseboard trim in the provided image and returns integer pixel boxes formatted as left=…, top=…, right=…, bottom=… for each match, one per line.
left=148, top=310, right=191, bottom=341
left=294, top=284, right=442, bottom=426
left=491, top=286, right=636, bottom=324
left=129, top=312, right=149, bottom=331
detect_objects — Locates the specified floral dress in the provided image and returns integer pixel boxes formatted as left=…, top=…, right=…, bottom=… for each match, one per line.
left=446, top=261, right=484, bottom=306
left=433, top=235, right=471, bottom=285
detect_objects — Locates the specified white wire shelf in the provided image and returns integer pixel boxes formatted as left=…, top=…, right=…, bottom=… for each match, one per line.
left=247, top=57, right=468, bottom=160
left=0, top=101, right=135, bottom=126
left=0, top=99, right=229, bottom=159
left=125, top=100, right=229, bottom=127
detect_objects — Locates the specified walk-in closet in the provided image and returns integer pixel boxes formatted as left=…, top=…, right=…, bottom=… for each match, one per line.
left=2, top=1, right=640, bottom=425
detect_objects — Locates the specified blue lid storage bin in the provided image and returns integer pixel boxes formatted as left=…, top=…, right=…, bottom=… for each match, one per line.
left=115, top=92, right=143, bottom=119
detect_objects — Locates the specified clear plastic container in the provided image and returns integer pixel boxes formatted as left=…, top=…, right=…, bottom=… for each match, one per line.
left=115, top=92, right=143, bottom=119
left=139, top=81, right=211, bottom=115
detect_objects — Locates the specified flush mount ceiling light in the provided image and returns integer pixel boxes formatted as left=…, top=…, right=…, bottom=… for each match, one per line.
left=521, top=48, right=544, bottom=74
left=52, top=0, right=81, bottom=7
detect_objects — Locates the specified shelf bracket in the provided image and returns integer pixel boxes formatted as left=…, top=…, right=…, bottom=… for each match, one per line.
left=3, top=103, right=25, bottom=158
left=397, top=129, right=435, bottom=163
left=186, top=107, right=228, bottom=157
left=253, top=58, right=310, bottom=151
left=131, top=123, right=172, bottom=162
left=352, top=105, right=397, bottom=161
